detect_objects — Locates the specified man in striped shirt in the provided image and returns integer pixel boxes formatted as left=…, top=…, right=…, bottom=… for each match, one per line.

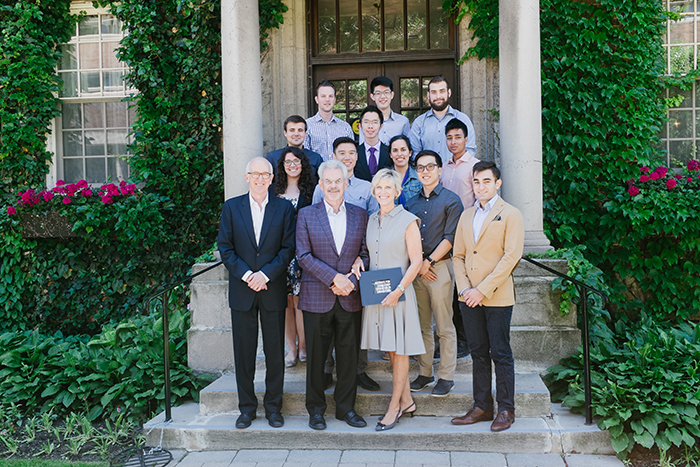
left=304, top=80, right=354, bottom=162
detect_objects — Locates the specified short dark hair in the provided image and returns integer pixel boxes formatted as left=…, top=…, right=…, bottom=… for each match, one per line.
left=315, top=80, right=336, bottom=96
left=359, top=106, right=384, bottom=126
left=445, top=118, right=468, bottom=138
left=284, top=115, right=306, bottom=132
left=370, top=76, right=394, bottom=94
left=428, top=75, right=449, bottom=88
left=414, top=150, right=442, bottom=168
left=473, top=160, right=501, bottom=181
left=388, top=134, right=412, bottom=154
left=333, top=136, right=357, bottom=152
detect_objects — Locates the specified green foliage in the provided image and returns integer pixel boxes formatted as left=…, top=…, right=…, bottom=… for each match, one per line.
left=0, top=305, right=211, bottom=424
left=443, top=0, right=498, bottom=61
left=259, top=0, right=288, bottom=52
left=0, top=0, right=75, bottom=195
left=545, top=316, right=700, bottom=459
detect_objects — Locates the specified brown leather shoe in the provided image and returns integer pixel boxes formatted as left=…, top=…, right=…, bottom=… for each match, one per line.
left=490, top=410, right=515, bottom=432
left=451, top=407, right=494, bottom=425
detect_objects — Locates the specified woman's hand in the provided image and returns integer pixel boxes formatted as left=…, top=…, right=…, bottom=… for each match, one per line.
left=351, top=256, right=365, bottom=280
left=381, top=288, right=402, bottom=307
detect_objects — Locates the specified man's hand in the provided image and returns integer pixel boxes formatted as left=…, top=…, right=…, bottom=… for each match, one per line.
left=332, top=273, right=355, bottom=296
left=246, top=271, right=268, bottom=292
left=351, top=256, right=365, bottom=280
left=419, top=259, right=437, bottom=282
left=462, top=288, right=484, bottom=308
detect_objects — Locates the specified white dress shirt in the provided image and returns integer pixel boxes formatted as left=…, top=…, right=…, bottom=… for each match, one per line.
left=365, top=142, right=381, bottom=166
left=242, top=193, right=270, bottom=283
left=324, top=200, right=347, bottom=254
left=472, top=194, right=499, bottom=244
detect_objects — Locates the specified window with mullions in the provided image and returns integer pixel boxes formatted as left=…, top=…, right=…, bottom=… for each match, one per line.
left=316, top=0, right=450, bottom=55
left=56, top=12, right=134, bottom=184
left=661, top=0, right=700, bottom=168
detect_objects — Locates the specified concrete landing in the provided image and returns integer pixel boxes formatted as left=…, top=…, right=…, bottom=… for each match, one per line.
left=145, top=403, right=613, bottom=455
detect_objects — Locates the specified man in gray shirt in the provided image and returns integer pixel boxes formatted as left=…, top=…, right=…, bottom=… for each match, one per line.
left=405, top=150, right=464, bottom=397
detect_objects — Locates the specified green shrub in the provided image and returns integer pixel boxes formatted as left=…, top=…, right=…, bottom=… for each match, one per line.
left=546, top=316, right=700, bottom=458
left=0, top=304, right=212, bottom=423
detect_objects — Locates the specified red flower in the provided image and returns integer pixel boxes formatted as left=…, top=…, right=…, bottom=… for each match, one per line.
left=639, top=174, right=650, bottom=183
left=76, top=180, right=88, bottom=189
left=656, top=166, right=669, bottom=177
left=640, top=166, right=650, bottom=173
left=666, top=179, right=677, bottom=189
left=56, top=180, right=65, bottom=186
left=689, top=177, right=693, bottom=182
left=7, top=206, right=16, bottom=215
left=650, top=172, right=660, bottom=181
left=81, top=188, right=93, bottom=197
left=101, top=196, right=113, bottom=205
left=674, top=173, right=683, bottom=179
left=43, top=192, right=53, bottom=202
left=628, top=186, right=639, bottom=197
left=62, top=197, right=71, bottom=204
left=688, top=160, right=700, bottom=171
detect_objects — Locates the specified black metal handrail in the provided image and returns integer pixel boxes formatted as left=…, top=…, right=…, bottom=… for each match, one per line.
left=520, top=256, right=609, bottom=425
left=144, top=260, right=223, bottom=422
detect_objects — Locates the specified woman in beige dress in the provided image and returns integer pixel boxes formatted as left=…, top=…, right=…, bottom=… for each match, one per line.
left=358, top=168, right=425, bottom=431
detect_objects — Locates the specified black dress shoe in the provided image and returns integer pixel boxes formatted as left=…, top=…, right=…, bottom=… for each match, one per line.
left=337, top=410, right=367, bottom=428
left=357, top=372, right=380, bottom=391
left=236, top=412, right=256, bottom=429
left=324, top=372, right=334, bottom=390
left=457, top=341, right=470, bottom=358
left=309, top=414, right=327, bottom=430
left=266, top=412, right=284, bottom=428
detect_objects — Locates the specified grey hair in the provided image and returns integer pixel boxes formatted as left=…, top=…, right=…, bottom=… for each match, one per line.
left=318, top=159, right=348, bottom=181
left=370, top=168, right=403, bottom=199
left=245, top=157, right=273, bottom=174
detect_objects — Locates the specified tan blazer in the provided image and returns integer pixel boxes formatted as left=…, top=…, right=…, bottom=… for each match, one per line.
left=452, top=197, right=524, bottom=307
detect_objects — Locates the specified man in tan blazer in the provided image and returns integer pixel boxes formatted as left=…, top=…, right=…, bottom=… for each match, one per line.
left=450, top=160, right=524, bottom=432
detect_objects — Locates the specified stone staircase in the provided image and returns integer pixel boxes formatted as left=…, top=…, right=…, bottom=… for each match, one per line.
left=144, top=258, right=613, bottom=454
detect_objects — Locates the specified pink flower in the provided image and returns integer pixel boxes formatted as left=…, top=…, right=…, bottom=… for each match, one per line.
left=639, top=175, right=650, bottom=183
left=101, top=196, right=113, bottom=205
left=674, top=173, right=683, bottom=180
left=119, top=180, right=127, bottom=186
left=689, top=177, right=693, bottom=182
left=43, top=192, right=53, bottom=202
left=7, top=206, right=16, bottom=215
left=640, top=166, right=650, bottom=173
left=666, top=179, right=677, bottom=189
left=56, top=180, right=65, bottom=186
left=81, top=188, right=93, bottom=197
left=688, top=160, right=700, bottom=171
left=650, top=172, right=660, bottom=181
left=628, top=186, right=639, bottom=197
left=76, top=180, right=88, bottom=189
left=655, top=166, right=668, bottom=177
left=62, top=197, right=71, bottom=204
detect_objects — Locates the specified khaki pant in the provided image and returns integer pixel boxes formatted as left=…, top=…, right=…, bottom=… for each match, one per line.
left=413, top=259, right=457, bottom=381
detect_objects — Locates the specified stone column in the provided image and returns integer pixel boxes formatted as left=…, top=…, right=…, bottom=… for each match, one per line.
left=498, top=0, right=552, bottom=253
left=222, top=0, right=263, bottom=200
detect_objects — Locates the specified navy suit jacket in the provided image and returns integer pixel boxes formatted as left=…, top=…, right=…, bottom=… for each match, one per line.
left=355, top=143, right=391, bottom=182
left=296, top=202, right=369, bottom=314
left=218, top=194, right=296, bottom=312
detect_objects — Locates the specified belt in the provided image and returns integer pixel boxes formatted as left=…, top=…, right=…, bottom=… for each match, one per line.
left=430, top=252, right=451, bottom=263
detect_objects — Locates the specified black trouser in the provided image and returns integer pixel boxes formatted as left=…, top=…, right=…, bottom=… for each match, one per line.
left=230, top=295, right=286, bottom=415
left=460, top=303, right=515, bottom=413
left=304, top=298, right=361, bottom=418
left=453, top=289, right=468, bottom=346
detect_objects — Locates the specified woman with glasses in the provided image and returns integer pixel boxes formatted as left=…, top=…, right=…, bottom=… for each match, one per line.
left=388, top=135, right=422, bottom=205
left=359, top=168, right=425, bottom=431
left=274, top=147, right=316, bottom=367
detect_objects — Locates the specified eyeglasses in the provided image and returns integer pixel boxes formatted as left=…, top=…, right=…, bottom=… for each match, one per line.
left=283, top=159, right=301, bottom=167
left=416, top=163, right=438, bottom=173
left=247, top=172, right=272, bottom=179
left=373, top=90, right=392, bottom=97
left=361, top=119, right=380, bottom=127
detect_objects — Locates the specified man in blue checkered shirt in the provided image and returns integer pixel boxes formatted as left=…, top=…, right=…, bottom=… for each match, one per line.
left=304, top=80, right=354, bottom=162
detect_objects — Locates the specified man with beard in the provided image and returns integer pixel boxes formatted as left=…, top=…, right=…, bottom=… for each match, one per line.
left=409, top=76, right=477, bottom=164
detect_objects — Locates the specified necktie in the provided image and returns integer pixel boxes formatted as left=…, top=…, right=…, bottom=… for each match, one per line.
left=368, top=147, right=377, bottom=176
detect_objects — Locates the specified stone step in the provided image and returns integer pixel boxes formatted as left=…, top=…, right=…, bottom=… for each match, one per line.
left=198, top=372, right=551, bottom=418
left=144, top=402, right=613, bottom=455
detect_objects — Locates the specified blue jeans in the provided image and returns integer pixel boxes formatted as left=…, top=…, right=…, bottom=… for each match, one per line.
left=460, top=303, right=515, bottom=413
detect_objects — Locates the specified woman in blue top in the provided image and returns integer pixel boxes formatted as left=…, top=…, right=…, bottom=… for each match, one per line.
left=388, top=135, right=422, bottom=205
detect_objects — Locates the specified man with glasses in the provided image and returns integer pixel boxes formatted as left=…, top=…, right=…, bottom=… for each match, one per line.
left=305, top=81, right=354, bottom=162
left=297, top=159, right=370, bottom=431
left=359, top=76, right=411, bottom=146
left=218, top=157, right=296, bottom=429
left=410, top=76, right=477, bottom=164
left=266, top=115, right=323, bottom=180
left=355, top=106, right=392, bottom=182
left=405, top=150, right=464, bottom=397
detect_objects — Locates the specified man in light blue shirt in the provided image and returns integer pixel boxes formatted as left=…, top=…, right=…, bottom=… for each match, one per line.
left=359, top=76, right=411, bottom=146
left=410, top=76, right=477, bottom=164
left=304, top=81, right=354, bottom=162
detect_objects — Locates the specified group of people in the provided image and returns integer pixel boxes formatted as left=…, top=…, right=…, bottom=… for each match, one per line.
left=217, top=75, right=525, bottom=434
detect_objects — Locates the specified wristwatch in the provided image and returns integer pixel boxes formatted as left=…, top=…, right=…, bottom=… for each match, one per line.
left=397, top=284, right=405, bottom=294
left=427, top=256, right=436, bottom=266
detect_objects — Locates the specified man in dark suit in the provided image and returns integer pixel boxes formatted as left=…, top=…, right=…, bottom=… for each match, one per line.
left=266, top=115, right=324, bottom=178
left=296, top=159, right=370, bottom=431
left=218, top=157, right=296, bottom=430
left=354, top=106, right=391, bottom=182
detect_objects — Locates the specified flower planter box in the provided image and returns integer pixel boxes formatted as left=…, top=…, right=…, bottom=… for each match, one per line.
left=20, top=211, right=76, bottom=238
